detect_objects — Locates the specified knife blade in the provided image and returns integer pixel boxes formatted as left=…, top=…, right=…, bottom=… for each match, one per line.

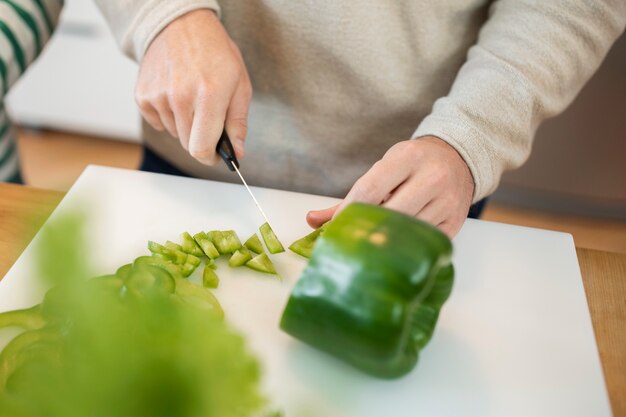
left=216, top=131, right=275, bottom=229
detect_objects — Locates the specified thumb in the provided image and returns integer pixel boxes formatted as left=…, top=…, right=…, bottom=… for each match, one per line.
left=306, top=204, right=341, bottom=229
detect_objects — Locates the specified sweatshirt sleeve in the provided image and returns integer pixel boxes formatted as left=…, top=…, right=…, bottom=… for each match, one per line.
left=412, top=0, right=626, bottom=203
left=93, top=0, right=221, bottom=61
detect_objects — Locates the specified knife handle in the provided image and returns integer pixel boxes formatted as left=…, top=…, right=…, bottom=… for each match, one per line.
left=216, top=130, right=240, bottom=171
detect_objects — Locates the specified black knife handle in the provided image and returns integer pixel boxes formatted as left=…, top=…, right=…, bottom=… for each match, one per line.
left=216, top=130, right=240, bottom=171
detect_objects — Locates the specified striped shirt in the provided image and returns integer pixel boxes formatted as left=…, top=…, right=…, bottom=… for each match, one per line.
left=0, top=0, right=62, bottom=183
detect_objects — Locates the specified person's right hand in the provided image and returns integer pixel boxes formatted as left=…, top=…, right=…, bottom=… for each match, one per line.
left=136, top=9, right=252, bottom=164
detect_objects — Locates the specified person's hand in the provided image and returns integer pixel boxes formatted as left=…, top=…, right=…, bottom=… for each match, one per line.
left=306, top=136, right=475, bottom=238
left=135, top=9, right=252, bottom=164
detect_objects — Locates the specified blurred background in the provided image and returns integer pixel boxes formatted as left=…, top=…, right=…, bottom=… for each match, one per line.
left=6, top=0, right=626, bottom=253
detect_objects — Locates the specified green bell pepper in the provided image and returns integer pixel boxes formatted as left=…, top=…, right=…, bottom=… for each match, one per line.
left=244, top=234, right=264, bottom=254
left=193, top=231, right=220, bottom=259
left=288, top=226, right=326, bottom=259
left=245, top=253, right=277, bottom=275
left=229, top=247, right=253, bottom=267
left=180, top=232, right=205, bottom=257
left=202, top=265, right=220, bottom=289
left=208, top=230, right=242, bottom=254
left=259, top=223, right=284, bottom=254
left=280, top=203, right=454, bottom=379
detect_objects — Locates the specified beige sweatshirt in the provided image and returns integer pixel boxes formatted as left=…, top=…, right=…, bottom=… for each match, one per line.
left=95, top=0, right=625, bottom=202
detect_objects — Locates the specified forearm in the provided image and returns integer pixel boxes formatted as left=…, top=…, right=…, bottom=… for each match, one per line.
left=413, top=0, right=626, bottom=202
left=93, top=0, right=221, bottom=61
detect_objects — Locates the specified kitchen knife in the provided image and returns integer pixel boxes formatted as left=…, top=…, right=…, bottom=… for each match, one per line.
left=216, top=131, right=275, bottom=229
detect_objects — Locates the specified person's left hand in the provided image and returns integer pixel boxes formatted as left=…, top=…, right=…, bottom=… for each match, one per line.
left=306, top=136, right=475, bottom=238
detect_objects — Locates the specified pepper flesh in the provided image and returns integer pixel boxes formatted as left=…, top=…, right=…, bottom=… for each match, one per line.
left=259, top=223, right=284, bottom=254
left=245, top=253, right=277, bottom=275
left=244, top=234, right=264, bottom=254
left=288, top=226, right=325, bottom=259
left=193, top=232, right=220, bottom=259
left=208, top=230, right=242, bottom=254
left=280, top=203, right=454, bottom=379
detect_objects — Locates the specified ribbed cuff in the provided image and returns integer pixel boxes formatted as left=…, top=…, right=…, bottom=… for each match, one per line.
left=123, top=0, right=221, bottom=61
left=412, top=114, right=497, bottom=204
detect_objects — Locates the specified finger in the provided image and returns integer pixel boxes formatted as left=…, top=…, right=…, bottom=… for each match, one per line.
left=414, top=199, right=448, bottom=227
left=382, top=177, right=438, bottom=217
left=306, top=204, right=340, bottom=228
left=224, top=79, right=252, bottom=159
left=337, top=159, right=411, bottom=214
left=437, top=218, right=464, bottom=239
left=188, top=92, right=228, bottom=165
left=152, top=95, right=179, bottom=140
left=137, top=100, right=165, bottom=132
left=169, top=92, right=194, bottom=150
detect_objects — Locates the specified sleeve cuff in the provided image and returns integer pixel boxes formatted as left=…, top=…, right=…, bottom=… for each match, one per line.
left=123, top=0, right=221, bottom=61
left=412, top=115, right=497, bottom=204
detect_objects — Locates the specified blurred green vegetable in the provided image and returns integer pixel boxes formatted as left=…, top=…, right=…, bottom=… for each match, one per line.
left=0, top=214, right=268, bottom=417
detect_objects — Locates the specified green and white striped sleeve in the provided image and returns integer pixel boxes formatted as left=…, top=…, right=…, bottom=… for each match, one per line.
left=0, top=0, right=63, bottom=183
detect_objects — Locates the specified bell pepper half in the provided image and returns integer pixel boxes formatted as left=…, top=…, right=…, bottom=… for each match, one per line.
left=280, top=203, right=454, bottom=379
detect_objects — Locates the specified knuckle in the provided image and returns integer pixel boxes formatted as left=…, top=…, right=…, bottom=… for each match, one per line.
left=167, top=90, right=192, bottom=110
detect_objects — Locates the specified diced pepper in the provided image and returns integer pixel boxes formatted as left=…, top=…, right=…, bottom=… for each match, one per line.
left=206, top=257, right=217, bottom=270
left=229, top=248, right=252, bottom=267
left=288, top=227, right=324, bottom=259
left=148, top=241, right=187, bottom=264
left=180, top=262, right=198, bottom=277
left=244, top=234, right=264, bottom=254
left=208, top=230, right=242, bottom=254
left=125, top=265, right=176, bottom=297
left=115, top=263, right=133, bottom=280
left=134, top=256, right=184, bottom=279
left=181, top=232, right=204, bottom=257
left=193, top=231, right=220, bottom=259
left=202, top=266, right=220, bottom=289
left=280, top=203, right=454, bottom=379
left=173, top=277, right=224, bottom=318
left=165, top=240, right=184, bottom=252
left=259, top=223, right=284, bottom=254
left=0, top=305, right=45, bottom=330
left=245, top=253, right=277, bottom=275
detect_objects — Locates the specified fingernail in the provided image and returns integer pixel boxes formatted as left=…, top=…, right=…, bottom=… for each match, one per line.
left=233, top=138, right=245, bottom=158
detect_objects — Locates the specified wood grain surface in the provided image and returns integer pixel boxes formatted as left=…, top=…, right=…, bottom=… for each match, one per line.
left=577, top=248, right=626, bottom=417
left=0, top=183, right=624, bottom=416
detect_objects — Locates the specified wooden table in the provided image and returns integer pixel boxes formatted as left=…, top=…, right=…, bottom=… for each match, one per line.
left=1, top=183, right=625, bottom=416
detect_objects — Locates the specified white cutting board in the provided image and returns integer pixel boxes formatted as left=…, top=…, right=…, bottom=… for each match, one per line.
left=0, top=166, right=611, bottom=417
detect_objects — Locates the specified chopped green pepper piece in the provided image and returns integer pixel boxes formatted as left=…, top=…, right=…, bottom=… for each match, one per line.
left=202, top=266, right=220, bottom=289
left=181, top=232, right=204, bottom=257
left=125, top=265, right=176, bottom=296
left=259, top=222, right=284, bottom=254
left=208, top=230, right=242, bottom=254
left=174, top=277, right=224, bottom=318
left=180, top=262, right=198, bottom=277
left=229, top=248, right=252, bottom=267
left=193, top=231, right=220, bottom=259
left=245, top=253, right=277, bottom=275
left=0, top=305, right=45, bottom=330
left=134, top=256, right=183, bottom=279
left=280, top=203, right=454, bottom=379
left=288, top=227, right=324, bottom=258
left=244, top=234, right=264, bottom=254
left=206, top=257, right=217, bottom=270
left=115, top=263, right=133, bottom=280
left=165, top=240, right=184, bottom=252
left=148, top=241, right=187, bottom=264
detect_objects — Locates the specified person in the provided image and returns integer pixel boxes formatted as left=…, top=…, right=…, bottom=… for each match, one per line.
left=0, top=0, right=63, bottom=183
left=94, top=1, right=625, bottom=237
